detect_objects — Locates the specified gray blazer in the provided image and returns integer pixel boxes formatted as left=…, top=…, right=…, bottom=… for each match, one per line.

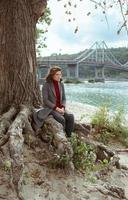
left=33, top=80, right=66, bottom=127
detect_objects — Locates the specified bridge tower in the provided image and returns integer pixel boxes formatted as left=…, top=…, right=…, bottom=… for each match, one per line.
left=93, top=42, right=105, bottom=82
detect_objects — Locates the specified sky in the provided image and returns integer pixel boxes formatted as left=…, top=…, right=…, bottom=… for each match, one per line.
left=39, top=0, right=128, bottom=57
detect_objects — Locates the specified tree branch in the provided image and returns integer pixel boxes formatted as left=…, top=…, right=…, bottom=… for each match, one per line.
left=31, top=0, right=47, bottom=21
left=117, top=0, right=128, bottom=34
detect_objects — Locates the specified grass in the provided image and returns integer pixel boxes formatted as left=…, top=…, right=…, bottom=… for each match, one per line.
left=91, top=105, right=128, bottom=146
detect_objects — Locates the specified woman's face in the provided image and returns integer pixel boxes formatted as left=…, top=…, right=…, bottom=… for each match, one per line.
left=52, top=71, right=62, bottom=81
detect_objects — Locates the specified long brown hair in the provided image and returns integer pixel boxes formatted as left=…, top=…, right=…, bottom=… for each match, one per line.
left=45, top=66, right=62, bottom=81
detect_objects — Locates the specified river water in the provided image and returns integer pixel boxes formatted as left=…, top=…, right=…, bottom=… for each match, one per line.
left=65, top=81, right=128, bottom=113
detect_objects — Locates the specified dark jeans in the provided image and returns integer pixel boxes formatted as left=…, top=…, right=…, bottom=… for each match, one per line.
left=50, top=111, right=74, bottom=137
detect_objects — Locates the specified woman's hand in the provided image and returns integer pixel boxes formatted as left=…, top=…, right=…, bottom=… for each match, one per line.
left=56, top=107, right=65, bottom=115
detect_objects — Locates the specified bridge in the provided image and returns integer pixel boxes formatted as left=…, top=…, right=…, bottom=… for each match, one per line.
left=37, top=41, right=128, bottom=82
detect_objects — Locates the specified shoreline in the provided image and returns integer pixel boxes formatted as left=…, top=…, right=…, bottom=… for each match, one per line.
left=67, top=101, right=98, bottom=123
left=67, top=101, right=128, bottom=125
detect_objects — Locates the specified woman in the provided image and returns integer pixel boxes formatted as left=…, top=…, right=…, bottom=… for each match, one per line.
left=33, top=66, right=74, bottom=137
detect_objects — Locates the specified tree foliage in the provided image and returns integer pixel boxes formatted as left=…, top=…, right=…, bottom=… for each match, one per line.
left=36, top=7, right=52, bottom=55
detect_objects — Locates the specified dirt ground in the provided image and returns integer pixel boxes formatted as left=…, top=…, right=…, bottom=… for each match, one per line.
left=0, top=142, right=128, bottom=200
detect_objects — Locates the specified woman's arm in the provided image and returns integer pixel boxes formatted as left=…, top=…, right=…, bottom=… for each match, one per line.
left=42, top=82, right=55, bottom=109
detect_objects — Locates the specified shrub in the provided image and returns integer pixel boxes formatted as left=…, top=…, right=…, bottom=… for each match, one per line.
left=49, top=153, right=70, bottom=169
left=91, top=105, right=128, bottom=146
left=70, top=134, right=96, bottom=171
left=91, top=105, right=110, bottom=131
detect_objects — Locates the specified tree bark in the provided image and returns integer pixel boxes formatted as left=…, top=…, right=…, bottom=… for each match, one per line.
left=0, top=0, right=46, bottom=113
left=0, top=1, right=47, bottom=199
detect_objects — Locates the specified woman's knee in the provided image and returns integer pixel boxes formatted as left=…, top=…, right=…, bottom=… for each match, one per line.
left=50, top=111, right=65, bottom=127
left=65, top=113, right=74, bottom=122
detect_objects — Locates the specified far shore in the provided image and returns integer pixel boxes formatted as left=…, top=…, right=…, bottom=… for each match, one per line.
left=63, top=78, right=128, bottom=83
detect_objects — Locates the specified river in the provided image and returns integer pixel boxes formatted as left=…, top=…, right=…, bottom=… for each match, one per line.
left=65, top=81, right=128, bottom=113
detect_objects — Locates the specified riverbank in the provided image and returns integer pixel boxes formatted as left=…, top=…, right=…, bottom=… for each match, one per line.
left=67, top=101, right=128, bottom=127
left=67, top=101, right=98, bottom=123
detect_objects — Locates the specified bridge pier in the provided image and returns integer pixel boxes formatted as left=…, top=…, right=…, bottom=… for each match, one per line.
left=66, top=67, right=71, bottom=79
left=101, top=66, right=105, bottom=79
left=75, top=63, right=79, bottom=79
left=95, top=66, right=98, bottom=79
left=94, top=66, right=105, bottom=82
left=67, top=64, right=79, bottom=79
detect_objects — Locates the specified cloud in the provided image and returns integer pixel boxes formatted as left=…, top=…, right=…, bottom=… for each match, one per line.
left=40, top=0, right=128, bottom=56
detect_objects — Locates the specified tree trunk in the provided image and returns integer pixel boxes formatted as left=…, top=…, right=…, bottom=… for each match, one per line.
left=0, top=1, right=47, bottom=199
left=0, top=0, right=46, bottom=114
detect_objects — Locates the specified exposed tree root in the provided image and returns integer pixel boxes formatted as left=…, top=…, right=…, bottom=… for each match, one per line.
left=96, top=184, right=126, bottom=199
left=0, top=107, right=76, bottom=198
left=41, top=115, right=74, bottom=170
left=7, top=105, right=31, bottom=200
left=0, top=194, right=7, bottom=199
left=116, top=148, right=128, bottom=152
left=1, top=106, right=128, bottom=200
left=0, top=107, right=17, bottom=152
left=23, top=116, right=38, bottom=149
left=81, top=138, right=115, bottom=160
left=74, top=122, right=91, bottom=136
left=105, top=184, right=126, bottom=199
left=0, top=107, right=17, bottom=135
left=0, top=133, right=10, bottom=147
